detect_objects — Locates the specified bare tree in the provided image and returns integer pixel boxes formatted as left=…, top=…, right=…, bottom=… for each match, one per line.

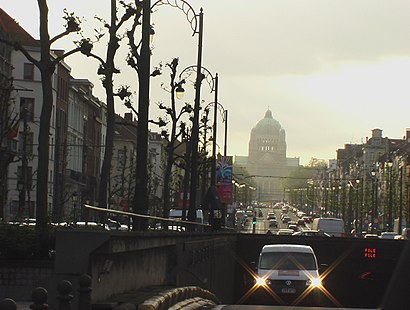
left=80, top=1, right=138, bottom=219
left=157, top=58, right=193, bottom=218
left=0, top=1, right=87, bottom=231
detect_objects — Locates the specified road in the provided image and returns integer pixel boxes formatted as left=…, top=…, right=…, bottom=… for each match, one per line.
left=212, top=306, right=373, bottom=310
left=243, top=207, right=311, bottom=234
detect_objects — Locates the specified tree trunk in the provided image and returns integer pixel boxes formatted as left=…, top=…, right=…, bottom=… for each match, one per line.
left=35, top=0, right=54, bottom=232
left=36, top=70, right=54, bottom=230
left=97, top=0, right=119, bottom=221
left=162, top=141, right=174, bottom=218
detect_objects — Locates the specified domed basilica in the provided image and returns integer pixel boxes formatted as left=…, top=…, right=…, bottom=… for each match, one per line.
left=235, top=110, right=299, bottom=202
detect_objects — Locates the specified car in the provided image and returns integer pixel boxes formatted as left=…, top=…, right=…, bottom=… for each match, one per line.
left=364, top=233, right=379, bottom=239
left=288, top=224, right=299, bottom=232
left=267, top=212, right=276, bottom=220
left=312, top=218, right=345, bottom=237
left=268, top=219, right=278, bottom=228
left=276, top=228, right=294, bottom=235
left=292, top=230, right=331, bottom=237
left=297, top=219, right=306, bottom=226
left=255, top=244, right=322, bottom=304
left=380, top=232, right=399, bottom=239
left=169, top=209, right=204, bottom=224
left=245, top=210, right=254, bottom=218
left=282, top=216, right=291, bottom=223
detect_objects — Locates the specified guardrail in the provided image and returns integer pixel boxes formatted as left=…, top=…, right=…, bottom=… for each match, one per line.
left=83, top=205, right=236, bottom=233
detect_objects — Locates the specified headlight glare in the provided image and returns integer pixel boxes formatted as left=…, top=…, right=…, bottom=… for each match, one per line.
left=307, top=277, right=322, bottom=287
left=255, top=277, right=265, bottom=286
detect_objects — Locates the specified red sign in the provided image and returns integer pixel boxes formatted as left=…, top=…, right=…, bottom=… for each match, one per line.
left=364, top=248, right=377, bottom=259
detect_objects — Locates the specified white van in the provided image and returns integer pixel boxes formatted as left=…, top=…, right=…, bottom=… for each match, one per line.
left=169, top=209, right=204, bottom=224
left=312, top=218, right=345, bottom=237
left=255, top=244, right=322, bottom=303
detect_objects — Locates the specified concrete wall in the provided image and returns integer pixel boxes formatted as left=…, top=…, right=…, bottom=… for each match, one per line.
left=87, top=232, right=237, bottom=304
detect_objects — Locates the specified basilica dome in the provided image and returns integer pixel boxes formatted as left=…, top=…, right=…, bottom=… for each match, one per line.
left=251, top=109, right=283, bottom=136
left=248, top=109, right=287, bottom=162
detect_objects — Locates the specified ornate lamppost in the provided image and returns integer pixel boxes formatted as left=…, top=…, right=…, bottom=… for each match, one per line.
left=177, top=65, right=216, bottom=223
left=371, top=169, right=379, bottom=232
left=387, top=160, right=393, bottom=231
left=133, top=0, right=201, bottom=229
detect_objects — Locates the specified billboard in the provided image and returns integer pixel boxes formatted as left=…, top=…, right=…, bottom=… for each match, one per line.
left=216, top=155, right=233, bottom=204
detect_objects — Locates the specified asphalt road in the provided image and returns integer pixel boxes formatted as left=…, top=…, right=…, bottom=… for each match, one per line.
left=244, top=207, right=312, bottom=234
left=212, top=306, right=374, bottom=310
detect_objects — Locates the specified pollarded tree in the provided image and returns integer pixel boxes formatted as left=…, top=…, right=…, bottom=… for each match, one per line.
left=79, top=0, right=138, bottom=220
left=157, top=58, right=193, bottom=218
left=0, top=1, right=88, bottom=232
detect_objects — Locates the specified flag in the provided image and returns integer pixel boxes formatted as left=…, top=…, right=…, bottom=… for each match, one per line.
left=6, top=121, right=20, bottom=139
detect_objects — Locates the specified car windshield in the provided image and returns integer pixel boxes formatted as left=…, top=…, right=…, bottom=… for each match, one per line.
left=259, top=252, right=317, bottom=270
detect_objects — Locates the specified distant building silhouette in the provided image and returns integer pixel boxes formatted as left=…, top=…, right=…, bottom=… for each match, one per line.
left=235, top=109, right=299, bottom=202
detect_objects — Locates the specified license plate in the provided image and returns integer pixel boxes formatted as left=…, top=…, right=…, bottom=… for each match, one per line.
left=281, top=287, right=296, bottom=294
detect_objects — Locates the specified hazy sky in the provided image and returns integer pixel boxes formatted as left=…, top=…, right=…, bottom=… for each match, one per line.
left=2, top=0, right=410, bottom=165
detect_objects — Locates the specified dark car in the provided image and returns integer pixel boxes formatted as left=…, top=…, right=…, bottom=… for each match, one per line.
left=269, top=219, right=278, bottom=228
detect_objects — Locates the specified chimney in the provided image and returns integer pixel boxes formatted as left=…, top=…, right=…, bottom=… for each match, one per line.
left=406, top=128, right=410, bottom=143
left=124, top=112, right=133, bottom=122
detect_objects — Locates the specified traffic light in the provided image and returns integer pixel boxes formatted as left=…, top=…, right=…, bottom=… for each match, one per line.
left=253, top=217, right=257, bottom=225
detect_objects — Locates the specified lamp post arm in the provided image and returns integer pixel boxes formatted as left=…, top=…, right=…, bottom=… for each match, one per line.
left=188, top=8, right=204, bottom=223
left=152, top=0, right=198, bottom=35
left=179, top=64, right=215, bottom=92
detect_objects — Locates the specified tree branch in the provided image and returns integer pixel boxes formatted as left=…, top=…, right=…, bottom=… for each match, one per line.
left=0, top=38, right=40, bottom=67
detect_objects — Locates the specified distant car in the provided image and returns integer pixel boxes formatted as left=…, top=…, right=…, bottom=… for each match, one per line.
left=287, top=221, right=297, bottom=226
left=276, top=228, right=294, bottom=235
left=288, top=224, right=299, bottom=232
left=269, top=219, right=278, bottom=228
left=292, top=230, right=331, bottom=237
left=297, top=219, right=306, bottom=226
left=380, top=232, right=399, bottom=239
left=282, top=216, right=291, bottom=223
left=312, top=218, right=345, bottom=237
left=267, top=212, right=276, bottom=220
left=364, top=233, right=379, bottom=239
left=246, top=210, right=254, bottom=218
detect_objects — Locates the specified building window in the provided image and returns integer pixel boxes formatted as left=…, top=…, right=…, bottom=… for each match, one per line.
left=23, top=63, right=34, bottom=80
left=118, top=148, right=126, bottom=167
left=20, top=98, right=34, bottom=121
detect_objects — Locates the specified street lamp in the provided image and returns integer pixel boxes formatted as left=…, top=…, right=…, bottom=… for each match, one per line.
left=133, top=0, right=201, bottom=230
left=355, top=179, right=360, bottom=233
left=387, top=160, right=393, bottom=231
left=177, top=65, right=216, bottom=223
left=204, top=100, right=226, bottom=187
left=371, top=169, right=379, bottom=233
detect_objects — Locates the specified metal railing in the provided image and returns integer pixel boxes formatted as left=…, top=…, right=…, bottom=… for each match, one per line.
left=83, top=204, right=215, bottom=232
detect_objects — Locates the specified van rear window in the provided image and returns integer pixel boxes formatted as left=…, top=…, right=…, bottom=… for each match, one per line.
left=259, top=252, right=317, bottom=270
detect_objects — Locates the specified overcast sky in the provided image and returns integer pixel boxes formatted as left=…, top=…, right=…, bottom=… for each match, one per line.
left=2, top=0, right=410, bottom=165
